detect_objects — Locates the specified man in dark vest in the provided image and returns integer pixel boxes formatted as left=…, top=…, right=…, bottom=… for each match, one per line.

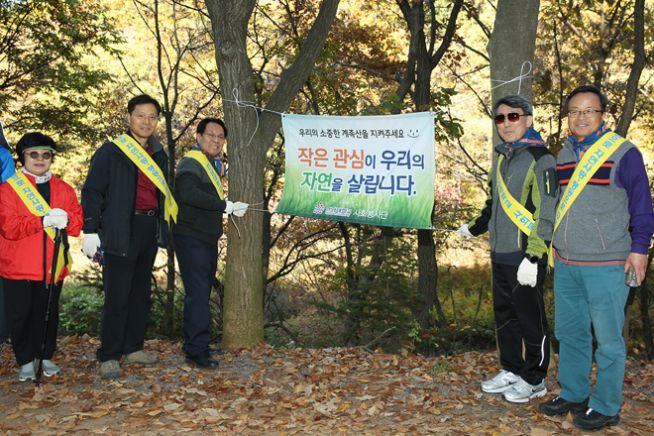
left=174, top=117, right=247, bottom=368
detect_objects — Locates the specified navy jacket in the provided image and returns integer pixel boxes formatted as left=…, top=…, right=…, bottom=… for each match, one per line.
left=81, top=133, right=169, bottom=256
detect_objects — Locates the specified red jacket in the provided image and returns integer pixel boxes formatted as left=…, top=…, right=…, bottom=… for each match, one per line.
left=0, top=173, right=83, bottom=282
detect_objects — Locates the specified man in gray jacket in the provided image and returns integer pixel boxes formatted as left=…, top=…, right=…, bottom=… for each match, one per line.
left=538, top=85, right=654, bottom=431
left=457, top=95, right=558, bottom=403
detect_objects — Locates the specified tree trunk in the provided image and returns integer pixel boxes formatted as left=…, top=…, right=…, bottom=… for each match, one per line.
left=613, top=0, right=645, bottom=349
left=164, top=112, right=176, bottom=336
left=488, top=0, right=539, bottom=145
left=640, top=250, right=654, bottom=360
left=396, top=0, right=462, bottom=330
left=205, top=0, right=340, bottom=347
left=615, top=0, right=645, bottom=137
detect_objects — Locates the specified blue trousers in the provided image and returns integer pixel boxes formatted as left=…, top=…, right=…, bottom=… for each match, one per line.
left=553, top=260, right=629, bottom=416
left=174, top=233, right=218, bottom=357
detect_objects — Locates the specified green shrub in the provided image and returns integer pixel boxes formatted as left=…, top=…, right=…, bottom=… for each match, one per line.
left=59, top=284, right=103, bottom=336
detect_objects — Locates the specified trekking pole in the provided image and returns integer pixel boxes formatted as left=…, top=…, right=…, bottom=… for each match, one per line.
left=35, top=229, right=63, bottom=386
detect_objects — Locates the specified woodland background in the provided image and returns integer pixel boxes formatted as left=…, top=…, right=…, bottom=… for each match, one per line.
left=2, top=0, right=654, bottom=360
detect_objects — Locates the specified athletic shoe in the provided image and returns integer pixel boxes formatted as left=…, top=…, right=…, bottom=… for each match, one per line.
left=481, top=369, right=520, bottom=393
left=573, top=408, right=620, bottom=431
left=34, top=359, right=61, bottom=377
left=18, top=362, right=35, bottom=382
left=124, top=350, right=158, bottom=365
left=100, top=360, right=121, bottom=379
left=538, top=395, right=588, bottom=416
left=503, top=378, right=547, bottom=403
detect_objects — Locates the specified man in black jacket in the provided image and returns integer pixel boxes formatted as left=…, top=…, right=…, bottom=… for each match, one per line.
left=82, top=94, right=172, bottom=379
left=174, top=117, right=247, bottom=368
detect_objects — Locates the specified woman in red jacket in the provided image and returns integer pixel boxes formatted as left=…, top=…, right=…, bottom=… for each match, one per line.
left=0, top=132, right=83, bottom=382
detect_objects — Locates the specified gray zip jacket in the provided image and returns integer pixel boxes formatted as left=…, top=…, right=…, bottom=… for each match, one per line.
left=468, top=145, right=558, bottom=266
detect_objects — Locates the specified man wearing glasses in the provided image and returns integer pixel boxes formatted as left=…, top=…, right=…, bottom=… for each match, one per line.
left=538, top=85, right=654, bottom=431
left=456, top=95, right=557, bottom=403
left=82, top=94, right=172, bottom=379
left=173, top=118, right=247, bottom=369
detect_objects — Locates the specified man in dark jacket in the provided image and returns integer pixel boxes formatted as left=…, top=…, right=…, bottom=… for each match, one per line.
left=82, top=94, right=174, bottom=379
left=174, top=117, right=247, bottom=368
left=456, top=95, right=558, bottom=403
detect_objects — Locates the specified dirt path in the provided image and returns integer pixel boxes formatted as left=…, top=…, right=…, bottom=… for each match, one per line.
left=1, top=336, right=652, bottom=435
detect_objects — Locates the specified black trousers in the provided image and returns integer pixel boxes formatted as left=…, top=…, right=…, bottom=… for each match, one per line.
left=97, top=215, right=157, bottom=362
left=3, top=279, right=62, bottom=365
left=174, top=232, right=218, bottom=357
left=492, top=261, right=550, bottom=385
left=0, top=278, right=9, bottom=343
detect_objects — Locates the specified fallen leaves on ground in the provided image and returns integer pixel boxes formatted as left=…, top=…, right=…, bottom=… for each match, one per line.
left=1, top=336, right=652, bottom=434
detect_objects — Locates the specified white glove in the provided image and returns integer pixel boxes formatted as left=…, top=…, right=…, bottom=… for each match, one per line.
left=232, top=202, right=249, bottom=217
left=82, top=233, right=101, bottom=259
left=455, top=224, right=473, bottom=240
left=43, top=208, right=68, bottom=229
left=517, top=257, right=538, bottom=287
left=224, top=200, right=234, bottom=215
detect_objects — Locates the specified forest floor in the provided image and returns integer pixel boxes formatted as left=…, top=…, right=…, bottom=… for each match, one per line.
left=0, top=336, right=652, bottom=435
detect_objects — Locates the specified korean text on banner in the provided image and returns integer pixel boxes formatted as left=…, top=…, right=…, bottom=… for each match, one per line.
left=276, top=112, right=435, bottom=229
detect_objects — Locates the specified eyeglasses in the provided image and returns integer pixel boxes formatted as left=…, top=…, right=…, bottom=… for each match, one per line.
left=203, top=133, right=225, bottom=141
left=132, top=114, right=159, bottom=122
left=568, top=109, right=603, bottom=118
left=494, top=112, right=528, bottom=124
left=24, top=150, right=53, bottom=160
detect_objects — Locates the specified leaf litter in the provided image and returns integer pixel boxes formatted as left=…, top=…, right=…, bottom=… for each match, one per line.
left=0, top=335, right=652, bottom=434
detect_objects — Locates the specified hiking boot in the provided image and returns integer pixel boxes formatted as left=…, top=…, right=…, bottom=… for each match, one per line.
left=18, top=362, right=35, bottom=382
left=573, top=408, right=620, bottom=431
left=538, top=395, right=588, bottom=416
left=100, top=360, right=121, bottom=379
left=503, top=378, right=547, bottom=403
left=124, top=350, right=158, bottom=365
left=481, top=369, right=520, bottom=393
left=34, top=359, right=61, bottom=377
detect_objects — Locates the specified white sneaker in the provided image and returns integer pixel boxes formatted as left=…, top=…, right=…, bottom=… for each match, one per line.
left=18, top=362, right=35, bottom=382
left=35, top=359, right=61, bottom=377
left=503, top=378, right=547, bottom=403
left=481, top=369, right=520, bottom=393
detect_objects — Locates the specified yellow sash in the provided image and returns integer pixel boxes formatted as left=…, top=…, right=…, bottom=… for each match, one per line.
left=185, top=150, right=225, bottom=199
left=549, top=131, right=627, bottom=266
left=111, top=134, right=178, bottom=223
left=6, top=171, right=71, bottom=282
left=496, top=154, right=534, bottom=236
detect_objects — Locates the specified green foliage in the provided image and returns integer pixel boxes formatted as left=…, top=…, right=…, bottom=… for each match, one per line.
left=0, top=0, right=121, bottom=142
left=148, top=282, right=185, bottom=340
left=59, top=284, right=103, bottom=336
